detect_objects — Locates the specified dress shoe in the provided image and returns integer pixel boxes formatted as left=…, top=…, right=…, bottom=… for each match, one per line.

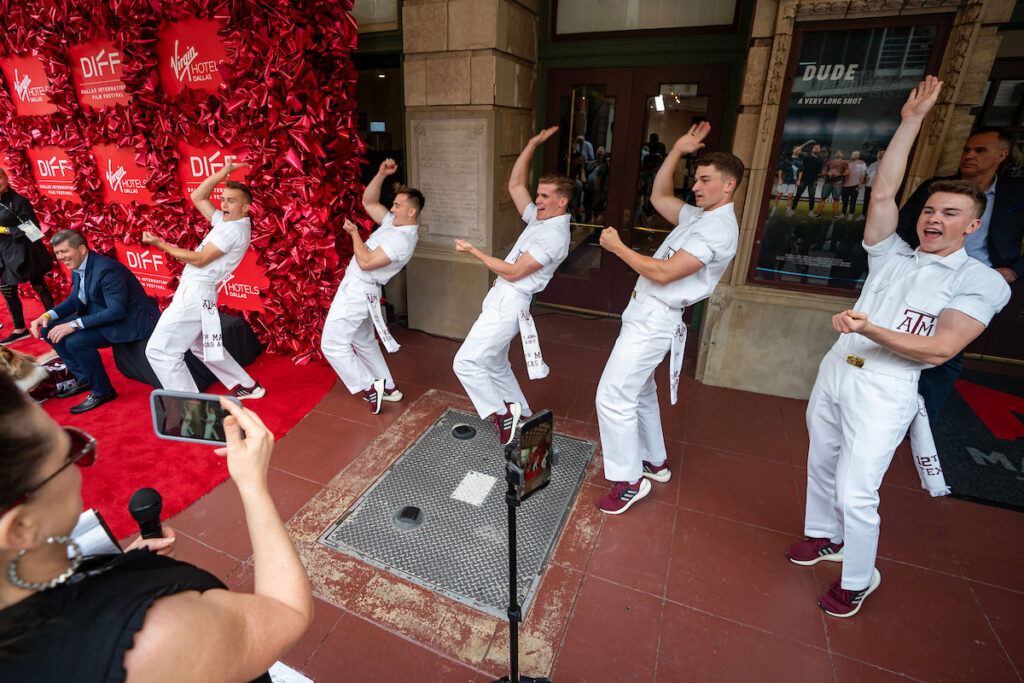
left=57, top=381, right=91, bottom=399
left=0, top=329, right=29, bottom=344
left=69, top=391, right=117, bottom=414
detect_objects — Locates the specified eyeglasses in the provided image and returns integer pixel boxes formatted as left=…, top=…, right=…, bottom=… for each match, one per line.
left=0, top=427, right=97, bottom=515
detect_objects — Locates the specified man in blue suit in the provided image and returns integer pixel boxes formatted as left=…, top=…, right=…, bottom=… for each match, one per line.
left=29, top=230, right=159, bottom=413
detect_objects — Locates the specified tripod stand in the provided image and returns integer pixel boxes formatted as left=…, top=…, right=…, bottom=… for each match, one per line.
left=495, top=410, right=554, bottom=683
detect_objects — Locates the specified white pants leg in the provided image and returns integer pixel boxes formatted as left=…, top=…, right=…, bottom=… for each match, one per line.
left=804, top=354, right=918, bottom=589
left=321, top=284, right=395, bottom=394
left=453, top=286, right=531, bottom=419
left=145, top=286, right=254, bottom=393
left=596, top=298, right=676, bottom=483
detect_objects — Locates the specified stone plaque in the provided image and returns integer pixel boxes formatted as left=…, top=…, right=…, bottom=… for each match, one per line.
left=410, top=118, right=489, bottom=248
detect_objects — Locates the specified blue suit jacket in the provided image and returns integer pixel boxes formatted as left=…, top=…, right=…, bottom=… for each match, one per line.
left=51, top=251, right=159, bottom=343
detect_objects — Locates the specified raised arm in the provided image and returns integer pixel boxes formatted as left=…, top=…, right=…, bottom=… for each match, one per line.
left=124, top=401, right=313, bottom=683
left=454, top=239, right=544, bottom=283
left=652, top=122, right=710, bottom=225
left=832, top=307, right=985, bottom=367
left=141, top=231, right=225, bottom=268
left=508, top=126, right=558, bottom=216
left=342, top=218, right=392, bottom=271
left=190, top=161, right=246, bottom=221
left=363, top=159, right=398, bottom=224
left=865, top=77, right=942, bottom=246
left=598, top=226, right=704, bottom=285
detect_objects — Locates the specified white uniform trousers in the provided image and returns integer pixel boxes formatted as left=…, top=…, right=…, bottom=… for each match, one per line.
left=596, top=296, right=677, bottom=483
left=145, top=282, right=255, bottom=393
left=321, top=279, right=396, bottom=394
left=453, top=284, right=532, bottom=419
left=804, top=351, right=919, bottom=589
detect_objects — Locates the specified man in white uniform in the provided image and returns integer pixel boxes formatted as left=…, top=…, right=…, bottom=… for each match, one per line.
left=452, top=126, right=571, bottom=445
left=142, top=162, right=265, bottom=398
left=321, top=159, right=422, bottom=414
left=594, top=123, right=743, bottom=514
left=786, top=77, right=1011, bottom=617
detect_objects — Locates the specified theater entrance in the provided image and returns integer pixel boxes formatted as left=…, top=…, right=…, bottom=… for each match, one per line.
left=536, top=64, right=731, bottom=316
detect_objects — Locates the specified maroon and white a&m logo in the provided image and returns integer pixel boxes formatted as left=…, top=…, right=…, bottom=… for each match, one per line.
left=896, top=307, right=936, bottom=336
left=156, top=18, right=227, bottom=97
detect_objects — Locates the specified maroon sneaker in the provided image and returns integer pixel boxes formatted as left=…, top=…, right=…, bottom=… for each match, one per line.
left=819, top=569, right=881, bottom=618
left=786, top=537, right=844, bottom=566
left=363, top=378, right=385, bottom=414
left=231, top=381, right=266, bottom=400
left=597, top=478, right=651, bottom=515
left=492, top=401, right=522, bottom=446
left=642, top=460, right=672, bottom=483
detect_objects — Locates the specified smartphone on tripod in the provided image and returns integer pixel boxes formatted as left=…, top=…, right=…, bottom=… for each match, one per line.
left=512, top=410, right=553, bottom=501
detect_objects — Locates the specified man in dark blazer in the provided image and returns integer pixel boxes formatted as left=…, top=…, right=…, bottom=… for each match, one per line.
left=896, top=126, right=1023, bottom=419
left=28, top=230, right=159, bottom=413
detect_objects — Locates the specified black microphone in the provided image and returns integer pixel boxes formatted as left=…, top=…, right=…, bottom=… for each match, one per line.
left=128, top=488, right=163, bottom=540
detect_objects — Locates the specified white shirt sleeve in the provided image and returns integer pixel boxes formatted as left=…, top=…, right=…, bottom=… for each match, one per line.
left=945, top=269, right=1011, bottom=326
left=524, top=227, right=564, bottom=267
left=677, top=216, right=734, bottom=266
left=862, top=233, right=911, bottom=270
left=375, top=232, right=404, bottom=264
left=207, top=221, right=244, bottom=255
left=210, top=210, right=224, bottom=227
left=678, top=203, right=702, bottom=226
left=522, top=203, right=538, bottom=224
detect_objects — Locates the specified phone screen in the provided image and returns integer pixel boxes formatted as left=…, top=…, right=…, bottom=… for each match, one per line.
left=516, top=410, right=553, bottom=501
left=152, top=392, right=234, bottom=444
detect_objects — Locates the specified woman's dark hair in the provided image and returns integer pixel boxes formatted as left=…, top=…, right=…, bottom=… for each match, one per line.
left=0, top=374, right=48, bottom=512
left=0, top=374, right=59, bottom=656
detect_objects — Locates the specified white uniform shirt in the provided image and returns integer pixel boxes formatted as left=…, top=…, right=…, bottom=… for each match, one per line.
left=180, top=210, right=251, bottom=287
left=634, top=203, right=739, bottom=310
left=345, top=212, right=419, bottom=286
left=501, top=203, right=571, bottom=295
left=832, top=234, right=1010, bottom=370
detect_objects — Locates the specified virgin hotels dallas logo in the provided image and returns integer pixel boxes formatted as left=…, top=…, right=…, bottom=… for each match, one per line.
left=170, top=40, right=217, bottom=84
left=105, top=159, right=146, bottom=194
left=13, top=69, right=46, bottom=102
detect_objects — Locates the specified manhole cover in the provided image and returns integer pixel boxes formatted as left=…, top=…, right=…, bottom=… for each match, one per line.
left=319, top=409, right=594, bottom=619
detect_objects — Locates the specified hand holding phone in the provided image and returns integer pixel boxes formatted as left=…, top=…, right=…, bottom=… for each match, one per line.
left=151, top=390, right=242, bottom=445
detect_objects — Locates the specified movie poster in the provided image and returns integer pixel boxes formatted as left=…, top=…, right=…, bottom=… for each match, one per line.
left=753, top=23, right=941, bottom=292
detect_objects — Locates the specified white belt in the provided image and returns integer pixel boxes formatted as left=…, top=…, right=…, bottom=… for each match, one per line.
left=183, top=282, right=224, bottom=363
left=630, top=290, right=686, bottom=405
left=908, top=395, right=950, bottom=497
left=827, top=348, right=920, bottom=382
left=364, top=283, right=399, bottom=353
left=493, top=281, right=548, bottom=380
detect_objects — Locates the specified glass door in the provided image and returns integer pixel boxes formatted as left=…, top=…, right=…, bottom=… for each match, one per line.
left=538, top=64, right=731, bottom=315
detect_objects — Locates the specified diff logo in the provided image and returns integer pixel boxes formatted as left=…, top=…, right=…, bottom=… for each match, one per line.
left=170, top=40, right=217, bottom=84
left=37, top=156, right=74, bottom=178
left=124, top=249, right=164, bottom=272
left=189, top=150, right=238, bottom=179
left=79, top=49, right=121, bottom=79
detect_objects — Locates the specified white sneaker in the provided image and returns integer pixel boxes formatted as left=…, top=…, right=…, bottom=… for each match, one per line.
left=786, top=208, right=794, bottom=217
left=382, top=387, right=404, bottom=402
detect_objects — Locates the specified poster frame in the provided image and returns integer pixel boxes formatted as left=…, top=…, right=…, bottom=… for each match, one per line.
left=745, top=13, right=955, bottom=296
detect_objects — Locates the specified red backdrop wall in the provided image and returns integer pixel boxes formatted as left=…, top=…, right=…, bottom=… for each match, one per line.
left=0, top=0, right=368, bottom=360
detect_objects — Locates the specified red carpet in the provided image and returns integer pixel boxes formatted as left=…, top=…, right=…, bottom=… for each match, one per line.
left=2, top=294, right=335, bottom=538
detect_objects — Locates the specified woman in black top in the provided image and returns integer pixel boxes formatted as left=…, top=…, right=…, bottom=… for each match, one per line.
left=0, top=167, right=55, bottom=343
left=0, top=375, right=313, bottom=681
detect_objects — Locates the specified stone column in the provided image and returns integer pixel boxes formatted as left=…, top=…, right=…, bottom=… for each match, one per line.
left=401, top=0, right=538, bottom=339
